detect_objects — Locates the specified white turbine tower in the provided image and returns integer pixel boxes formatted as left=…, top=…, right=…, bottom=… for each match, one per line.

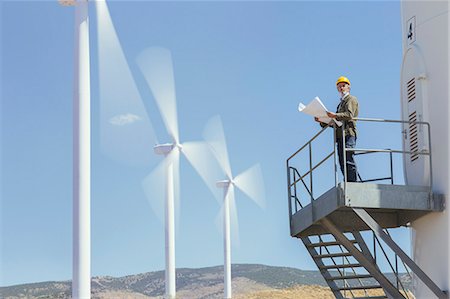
left=59, top=0, right=91, bottom=297
left=203, top=116, right=266, bottom=299
left=136, top=47, right=215, bottom=299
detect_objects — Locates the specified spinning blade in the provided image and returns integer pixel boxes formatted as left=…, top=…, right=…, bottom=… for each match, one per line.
left=96, top=0, right=156, bottom=167
left=136, top=47, right=179, bottom=144
left=203, top=115, right=233, bottom=180
left=234, top=163, right=266, bottom=209
left=182, top=141, right=223, bottom=198
left=215, top=184, right=240, bottom=248
left=141, top=149, right=180, bottom=226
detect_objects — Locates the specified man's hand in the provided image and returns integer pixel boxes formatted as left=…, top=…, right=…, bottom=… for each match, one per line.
left=314, top=117, right=322, bottom=123
left=327, top=111, right=337, bottom=119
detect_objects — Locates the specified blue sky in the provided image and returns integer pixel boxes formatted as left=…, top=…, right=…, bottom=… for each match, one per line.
left=0, top=0, right=410, bottom=287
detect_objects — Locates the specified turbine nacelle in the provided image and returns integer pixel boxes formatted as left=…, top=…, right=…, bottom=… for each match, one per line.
left=216, top=180, right=232, bottom=188
left=154, top=143, right=174, bottom=155
left=153, top=143, right=182, bottom=155
left=216, top=179, right=235, bottom=189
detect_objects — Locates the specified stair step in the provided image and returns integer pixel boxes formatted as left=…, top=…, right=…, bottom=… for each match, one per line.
left=338, top=284, right=382, bottom=291
left=327, top=274, right=373, bottom=281
left=314, top=252, right=352, bottom=259
left=307, top=240, right=357, bottom=247
left=349, top=296, right=387, bottom=299
left=320, top=263, right=362, bottom=270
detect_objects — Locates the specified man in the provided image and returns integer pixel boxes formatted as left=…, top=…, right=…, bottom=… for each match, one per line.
left=315, top=76, right=359, bottom=182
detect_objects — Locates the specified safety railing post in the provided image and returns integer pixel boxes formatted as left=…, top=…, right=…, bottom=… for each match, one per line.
left=287, top=162, right=293, bottom=227
left=390, top=151, right=394, bottom=185
left=309, top=143, right=315, bottom=222
left=333, top=127, right=338, bottom=188
left=309, top=143, right=313, bottom=205
left=293, top=168, right=297, bottom=212
left=373, top=232, right=377, bottom=264
left=396, top=253, right=399, bottom=289
left=342, top=125, right=347, bottom=198
left=427, top=123, right=433, bottom=206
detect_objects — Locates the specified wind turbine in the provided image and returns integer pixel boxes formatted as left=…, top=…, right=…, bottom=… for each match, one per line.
left=202, top=116, right=266, bottom=299
left=136, top=47, right=216, bottom=299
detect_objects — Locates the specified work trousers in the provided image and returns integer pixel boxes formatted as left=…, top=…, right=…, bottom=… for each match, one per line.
left=337, top=135, right=358, bottom=182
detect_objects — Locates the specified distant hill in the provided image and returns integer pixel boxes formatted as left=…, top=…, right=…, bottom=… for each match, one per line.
left=0, top=264, right=412, bottom=299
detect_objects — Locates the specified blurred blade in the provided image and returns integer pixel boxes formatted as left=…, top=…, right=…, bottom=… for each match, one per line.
left=172, top=148, right=181, bottom=233
left=136, top=47, right=179, bottom=144
left=141, top=157, right=166, bottom=225
left=96, top=0, right=157, bottom=167
left=203, top=115, right=232, bottom=179
left=214, top=205, right=224, bottom=235
left=228, top=185, right=240, bottom=248
left=234, top=163, right=266, bottom=209
left=182, top=141, right=223, bottom=201
left=214, top=185, right=240, bottom=248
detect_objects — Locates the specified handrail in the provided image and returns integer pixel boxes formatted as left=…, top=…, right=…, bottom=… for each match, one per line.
left=342, top=117, right=433, bottom=200
left=287, top=125, right=335, bottom=219
left=289, top=151, right=334, bottom=187
left=287, top=126, right=328, bottom=162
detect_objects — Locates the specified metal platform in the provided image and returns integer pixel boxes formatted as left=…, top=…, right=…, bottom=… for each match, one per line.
left=290, top=182, right=445, bottom=238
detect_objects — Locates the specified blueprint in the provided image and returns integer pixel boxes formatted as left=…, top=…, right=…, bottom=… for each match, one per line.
left=298, top=96, right=342, bottom=127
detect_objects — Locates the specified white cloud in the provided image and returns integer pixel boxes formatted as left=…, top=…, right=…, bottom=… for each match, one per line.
left=109, top=113, right=142, bottom=126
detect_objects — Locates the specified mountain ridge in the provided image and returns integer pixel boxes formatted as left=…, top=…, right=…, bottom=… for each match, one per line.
left=0, top=263, right=411, bottom=299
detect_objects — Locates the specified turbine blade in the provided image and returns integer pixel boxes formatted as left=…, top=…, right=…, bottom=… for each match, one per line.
left=214, top=204, right=224, bottom=234
left=171, top=148, right=181, bottom=233
left=234, top=163, right=266, bottom=209
left=203, top=115, right=232, bottom=179
left=181, top=141, right=223, bottom=200
left=141, top=157, right=166, bottom=225
left=141, top=149, right=179, bottom=226
left=228, top=185, right=240, bottom=248
left=96, top=0, right=157, bottom=167
left=214, top=185, right=240, bottom=248
left=136, top=47, right=179, bottom=144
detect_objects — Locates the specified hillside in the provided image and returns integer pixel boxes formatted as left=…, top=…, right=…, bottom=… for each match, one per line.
left=0, top=264, right=412, bottom=299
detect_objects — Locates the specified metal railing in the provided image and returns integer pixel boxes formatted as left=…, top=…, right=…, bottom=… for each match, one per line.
left=286, top=125, right=335, bottom=222
left=286, top=117, right=433, bottom=221
left=372, top=229, right=413, bottom=298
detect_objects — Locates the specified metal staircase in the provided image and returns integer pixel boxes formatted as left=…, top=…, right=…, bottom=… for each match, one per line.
left=301, top=220, right=415, bottom=299
left=287, top=118, right=448, bottom=299
left=302, top=231, right=390, bottom=299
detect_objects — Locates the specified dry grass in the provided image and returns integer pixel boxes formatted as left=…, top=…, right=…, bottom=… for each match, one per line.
left=235, top=285, right=415, bottom=299
left=93, top=290, right=152, bottom=299
left=235, top=285, right=336, bottom=299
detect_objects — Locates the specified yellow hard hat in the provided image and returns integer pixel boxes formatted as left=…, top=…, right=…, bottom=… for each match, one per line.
left=336, top=76, right=351, bottom=86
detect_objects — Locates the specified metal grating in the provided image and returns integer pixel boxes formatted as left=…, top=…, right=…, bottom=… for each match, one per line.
left=407, top=78, right=415, bottom=103
left=409, top=111, right=419, bottom=162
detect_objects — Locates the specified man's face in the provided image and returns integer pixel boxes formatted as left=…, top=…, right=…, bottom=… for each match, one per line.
left=337, top=82, right=350, bottom=95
